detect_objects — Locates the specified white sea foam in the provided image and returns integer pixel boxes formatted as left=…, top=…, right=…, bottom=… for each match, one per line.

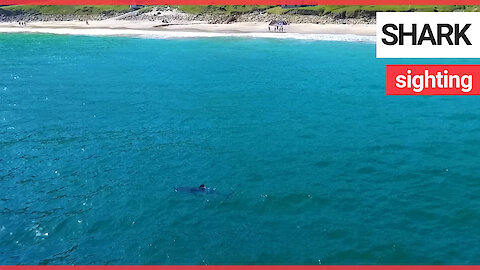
left=0, top=27, right=375, bottom=43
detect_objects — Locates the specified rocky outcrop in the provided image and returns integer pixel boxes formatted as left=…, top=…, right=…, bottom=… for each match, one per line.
left=235, top=11, right=375, bottom=24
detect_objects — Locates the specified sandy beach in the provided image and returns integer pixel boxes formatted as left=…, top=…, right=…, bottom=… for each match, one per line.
left=0, top=20, right=375, bottom=41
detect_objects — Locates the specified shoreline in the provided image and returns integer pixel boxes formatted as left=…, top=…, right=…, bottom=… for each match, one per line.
left=0, top=21, right=376, bottom=42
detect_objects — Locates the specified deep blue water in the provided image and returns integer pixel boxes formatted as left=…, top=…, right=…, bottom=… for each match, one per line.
left=1, top=34, right=480, bottom=265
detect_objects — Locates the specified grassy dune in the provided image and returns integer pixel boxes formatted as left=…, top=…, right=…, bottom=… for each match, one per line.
left=1, top=5, right=479, bottom=17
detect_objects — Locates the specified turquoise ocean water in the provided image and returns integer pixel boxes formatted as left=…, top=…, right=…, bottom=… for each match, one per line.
left=1, top=34, right=480, bottom=265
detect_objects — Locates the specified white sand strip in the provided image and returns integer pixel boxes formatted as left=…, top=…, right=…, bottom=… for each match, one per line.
left=0, top=21, right=375, bottom=42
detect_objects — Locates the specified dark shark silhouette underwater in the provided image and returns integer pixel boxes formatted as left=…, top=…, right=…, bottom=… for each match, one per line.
left=174, top=184, right=234, bottom=199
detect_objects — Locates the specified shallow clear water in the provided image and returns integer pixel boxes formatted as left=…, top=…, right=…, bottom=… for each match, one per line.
left=1, top=34, right=480, bottom=265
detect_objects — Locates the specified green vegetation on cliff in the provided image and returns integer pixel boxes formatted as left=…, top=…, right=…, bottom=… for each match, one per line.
left=1, top=5, right=479, bottom=17
left=1, top=5, right=130, bottom=15
left=265, top=5, right=480, bottom=15
left=172, top=5, right=273, bottom=15
left=174, top=5, right=480, bottom=16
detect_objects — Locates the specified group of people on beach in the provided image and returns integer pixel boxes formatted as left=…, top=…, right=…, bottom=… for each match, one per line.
left=17, top=21, right=27, bottom=26
left=268, top=25, right=285, bottom=32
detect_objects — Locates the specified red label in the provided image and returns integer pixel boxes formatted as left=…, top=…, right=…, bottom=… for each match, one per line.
left=387, top=65, right=480, bottom=95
